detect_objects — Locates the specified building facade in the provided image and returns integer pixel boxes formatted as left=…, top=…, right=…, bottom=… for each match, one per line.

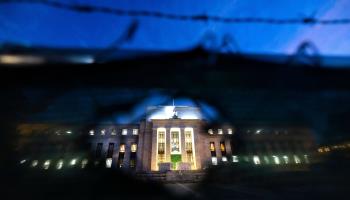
left=16, top=106, right=316, bottom=172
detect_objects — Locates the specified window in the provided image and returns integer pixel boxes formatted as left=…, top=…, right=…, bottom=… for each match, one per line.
left=222, top=156, right=227, bottom=162
left=227, top=128, right=233, bottom=135
left=70, top=159, right=77, bottom=166
left=157, top=128, right=166, bottom=165
left=89, top=130, right=94, bottom=136
left=294, top=155, right=301, bottom=164
left=81, top=159, right=88, bottom=168
left=218, top=129, right=223, bottom=135
left=253, top=156, right=260, bottom=165
left=111, top=129, right=116, bottom=135
left=263, top=156, right=270, bottom=164
left=119, top=144, right=125, bottom=153
left=211, top=157, right=218, bottom=165
left=272, top=155, right=280, bottom=165
left=210, top=142, right=216, bottom=157
left=43, top=160, right=50, bottom=170
left=107, top=143, right=114, bottom=158
left=31, top=160, right=38, bottom=167
left=232, top=155, right=239, bottom=163
left=283, top=155, right=289, bottom=164
left=208, top=129, right=213, bottom=135
left=56, top=159, right=63, bottom=170
left=132, top=129, right=138, bottom=135
left=304, top=155, right=309, bottom=163
left=96, top=143, right=103, bottom=158
left=131, top=143, right=137, bottom=152
left=105, top=158, right=112, bottom=168
left=122, top=129, right=128, bottom=135
left=101, top=129, right=106, bottom=135
left=210, top=142, right=215, bottom=152
left=170, top=128, right=181, bottom=154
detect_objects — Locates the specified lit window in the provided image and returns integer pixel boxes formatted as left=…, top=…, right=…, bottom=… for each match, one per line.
left=101, top=129, right=106, bottom=135
left=119, top=144, right=125, bottom=153
left=232, top=155, right=239, bottom=163
left=106, top=158, right=112, bottom=168
left=253, top=156, right=260, bottom=165
left=131, top=143, right=137, bottom=152
left=70, top=159, right=77, bottom=166
left=56, top=159, right=63, bottom=170
left=324, top=147, right=330, bottom=152
left=133, top=129, right=138, bottom=135
left=220, top=142, right=226, bottom=152
left=43, top=160, right=50, bottom=170
left=222, top=156, right=227, bottom=162
left=210, top=142, right=215, bottom=152
left=304, top=155, right=309, bottom=163
left=31, top=160, right=38, bottom=167
left=272, top=155, right=280, bottom=165
left=218, top=129, right=223, bottom=135
left=122, top=129, right=127, bottom=135
left=208, top=129, right=213, bottom=135
left=263, top=156, right=270, bottom=164
left=211, top=157, right=218, bottom=165
left=89, top=130, right=94, bottom=136
left=81, top=159, right=88, bottom=168
left=66, top=130, right=72, bottom=134
left=294, top=155, right=301, bottom=164
left=256, top=129, right=262, bottom=134
left=20, top=159, right=26, bottom=164
left=283, top=155, right=289, bottom=164
left=111, top=129, right=116, bottom=135
left=227, top=128, right=233, bottom=135
left=318, top=148, right=323, bottom=153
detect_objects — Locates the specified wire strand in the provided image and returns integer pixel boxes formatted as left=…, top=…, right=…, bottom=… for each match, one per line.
left=2, top=0, right=350, bottom=25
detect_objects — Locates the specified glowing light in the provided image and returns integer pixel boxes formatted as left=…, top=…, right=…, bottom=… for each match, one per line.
left=232, top=155, right=239, bottom=163
left=81, top=159, right=88, bottom=168
left=227, top=128, right=233, bottom=135
left=43, top=160, right=50, bottom=170
left=131, top=143, right=137, bottom=152
left=20, top=159, right=26, bottom=164
left=283, top=155, right=289, bottom=164
left=294, top=155, right=301, bottom=164
left=111, top=129, right=116, bottom=135
left=0, top=54, right=44, bottom=64
left=256, top=129, right=262, bottom=134
left=211, top=157, right=218, bottom=165
left=57, top=160, right=63, bottom=170
left=101, top=129, right=106, bottom=135
left=119, top=144, right=125, bottom=153
left=222, top=156, right=227, bottom=162
left=66, top=130, right=72, bottom=134
left=253, top=156, right=261, bottom=165
left=218, top=129, right=223, bottom=135
left=133, top=129, right=138, bottom=135
left=70, top=159, right=77, bottom=166
left=106, top=158, right=112, bottom=168
left=31, top=160, right=38, bottom=167
left=208, top=129, right=213, bottom=135
left=122, top=129, right=127, bottom=135
left=318, top=148, right=323, bottom=153
left=272, top=156, right=280, bottom=165
left=89, top=130, right=94, bottom=135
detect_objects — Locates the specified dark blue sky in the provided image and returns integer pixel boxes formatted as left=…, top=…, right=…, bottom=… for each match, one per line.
left=1, top=0, right=350, bottom=55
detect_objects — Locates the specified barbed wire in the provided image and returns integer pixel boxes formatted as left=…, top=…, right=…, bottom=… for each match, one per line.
left=2, top=0, right=350, bottom=25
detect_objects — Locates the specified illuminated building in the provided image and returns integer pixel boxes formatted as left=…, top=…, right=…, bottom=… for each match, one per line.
left=16, top=105, right=315, bottom=172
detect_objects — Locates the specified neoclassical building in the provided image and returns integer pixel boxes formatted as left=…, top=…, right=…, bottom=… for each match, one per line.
left=16, top=106, right=316, bottom=172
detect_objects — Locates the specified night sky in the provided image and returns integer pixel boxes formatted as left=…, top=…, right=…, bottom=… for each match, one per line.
left=1, top=0, right=350, bottom=55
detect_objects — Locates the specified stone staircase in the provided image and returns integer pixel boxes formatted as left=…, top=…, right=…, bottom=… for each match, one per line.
left=136, top=170, right=206, bottom=183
